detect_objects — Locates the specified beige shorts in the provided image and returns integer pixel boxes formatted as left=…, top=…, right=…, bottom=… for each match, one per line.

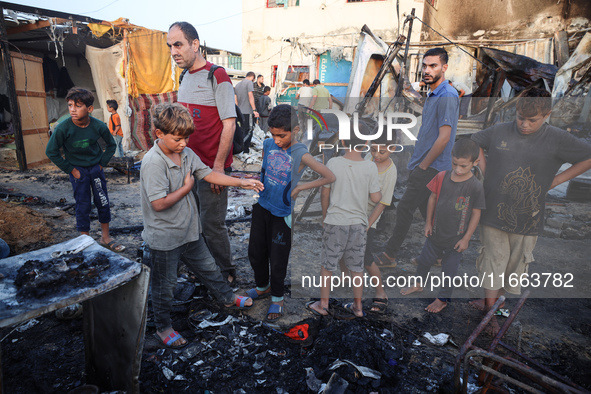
left=476, top=225, right=537, bottom=294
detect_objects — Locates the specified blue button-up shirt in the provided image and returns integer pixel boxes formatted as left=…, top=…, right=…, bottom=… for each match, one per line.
left=408, top=80, right=459, bottom=171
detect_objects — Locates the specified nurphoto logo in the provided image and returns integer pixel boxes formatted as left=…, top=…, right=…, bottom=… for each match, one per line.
left=305, top=109, right=418, bottom=153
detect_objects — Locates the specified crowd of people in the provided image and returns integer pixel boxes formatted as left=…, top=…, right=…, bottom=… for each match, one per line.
left=44, top=22, right=591, bottom=347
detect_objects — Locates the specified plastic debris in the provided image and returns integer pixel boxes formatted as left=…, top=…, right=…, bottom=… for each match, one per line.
left=226, top=205, right=246, bottom=220
left=494, top=308, right=510, bottom=317
left=16, top=318, right=39, bottom=332
left=305, top=367, right=323, bottom=392
left=329, top=359, right=382, bottom=379
left=423, top=333, right=450, bottom=346
left=324, top=372, right=349, bottom=393
left=162, top=366, right=174, bottom=380
left=198, top=315, right=237, bottom=329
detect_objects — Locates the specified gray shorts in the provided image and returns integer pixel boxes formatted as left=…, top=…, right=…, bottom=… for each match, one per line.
left=321, top=223, right=367, bottom=273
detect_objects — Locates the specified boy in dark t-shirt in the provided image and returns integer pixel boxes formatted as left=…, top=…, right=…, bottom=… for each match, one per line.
left=400, top=139, right=485, bottom=313
left=470, top=88, right=591, bottom=319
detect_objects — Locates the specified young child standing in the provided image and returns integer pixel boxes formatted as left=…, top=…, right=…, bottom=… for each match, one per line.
left=400, top=138, right=485, bottom=313
left=141, top=103, right=263, bottom=348
left=247, top=104, right=335, bottom=323
left=46, top=87, right=124, bottom=252
left=106, top=100, right=124, bottom=157
left=364, top=137, right=397, bottom=314
left=307, top=132, right=381, bottom=318
left=258, top=86, right=272, bottom=133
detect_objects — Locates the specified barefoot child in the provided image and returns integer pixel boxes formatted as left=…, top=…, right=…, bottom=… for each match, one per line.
left=470, top=87, right=591, bottom=318
left=400, top=138, right=485, bottom=313
left=364, top=136, right=397, bottom=313
left=307, top=130, right=381, bottom=318
left=247, top=105, right=335, bottom=323
left=140, top=103, right=263, bottom=348
left=46, top=87, right=125, bottom=252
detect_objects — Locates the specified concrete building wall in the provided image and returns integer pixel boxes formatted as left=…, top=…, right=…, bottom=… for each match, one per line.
left=242, top=0, right=424, bottom=91
left=422, top=0, right=591, bottom=42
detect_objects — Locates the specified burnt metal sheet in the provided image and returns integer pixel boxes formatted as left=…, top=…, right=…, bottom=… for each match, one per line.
left=0, top=234, right=142, bottom=328
left=481, top=47, right=557, bottom=92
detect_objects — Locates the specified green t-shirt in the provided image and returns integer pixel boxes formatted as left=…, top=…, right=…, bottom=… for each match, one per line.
left=45, top=116, right=116, bottom=174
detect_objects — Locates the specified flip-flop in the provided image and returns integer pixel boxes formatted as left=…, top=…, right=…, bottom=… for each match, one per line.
left=264, top=303, right=284, bottom=322
left=368, top=298, right=388, bottom=314
left=333, top=302, right=365, bottom=320
left=226, top=295, right=253, bottom=310
left=246, top=288, right=271, bottom=300
left=100, top=239, right=126, bottom=253
left=155, top=330, right=188, bottom=349
left=373, top=252, right=397, bottom=268
left=305, top=300, right=329, bottom=317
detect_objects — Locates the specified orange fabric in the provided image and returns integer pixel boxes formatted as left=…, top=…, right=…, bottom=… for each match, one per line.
left=127, top=29, right=181, bottom=97
left=109, top=113, right=123, bottom=136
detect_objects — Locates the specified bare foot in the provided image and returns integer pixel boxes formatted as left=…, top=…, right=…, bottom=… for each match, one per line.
left=484, top=316, right=501, bottom=336
left=425, top=299, right=447, bottom=313
left=469, top=298, right=505, bottom=311
left=157, top=327, right=186, bottom=347
left=400, top=286, right=424, bottom=296
left=344, top=302, right=364, bottom=318
left=306, top=301, right=329, bottom=316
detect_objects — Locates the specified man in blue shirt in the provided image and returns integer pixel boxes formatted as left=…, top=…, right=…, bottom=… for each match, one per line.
left=375, top=47, right=459, bottom=267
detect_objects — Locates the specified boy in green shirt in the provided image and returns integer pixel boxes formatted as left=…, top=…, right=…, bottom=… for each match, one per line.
left=46, top=87, right=125, bottom=252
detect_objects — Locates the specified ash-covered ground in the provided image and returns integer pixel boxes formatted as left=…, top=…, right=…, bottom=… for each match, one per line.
left=0, top=162, right=590, bottom=393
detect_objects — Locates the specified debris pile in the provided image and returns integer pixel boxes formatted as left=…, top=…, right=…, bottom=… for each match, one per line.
left=139, top=300, right=457, bottom=393
left=14, top=252, right=111, bottom=298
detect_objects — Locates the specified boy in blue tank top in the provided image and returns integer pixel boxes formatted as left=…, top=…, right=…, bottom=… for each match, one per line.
left=247, top=104, right=335, bottom=323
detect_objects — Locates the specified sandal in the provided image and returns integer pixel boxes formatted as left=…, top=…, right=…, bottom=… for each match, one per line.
left=246, top=288, right=271, bottom=300
left=99, top=239, right=126, bottom=253
left=264, top=303, right=284, bottom=322
left=225, top=295, right=253, bottom=310
left=155, top=330, right=188, bottom=349
left=368, top=298, right=388, bottom=314
left=373, top=252, right=397, bottom=268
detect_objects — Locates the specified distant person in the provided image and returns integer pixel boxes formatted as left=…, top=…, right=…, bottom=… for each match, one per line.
left=258, top=86, right=272, bottom=132
left=374, top=48, right=459, bottom=268
left=296, top=79, right=313, bottom=128
left=253, top=74, right=265, bottom=116
left=470, top=88, right=591, bottom=331
left=247, top=104, right=335, bottom=323
left=450, top=80, right=472, bottom=119
left=400, top=139, right=485, bottom=313
left=106, top=99, right=124, bottom=157
left=310, top=79, right=332, bottom=111
left=45, top=87, right=125, bottom=252
left=235, top=71, right=259, bottom=153
left=306, top=129, right=381, bottom=318
left=168, top=21, right=238, bottom=287
left=140, top=103, right=263, bottom=348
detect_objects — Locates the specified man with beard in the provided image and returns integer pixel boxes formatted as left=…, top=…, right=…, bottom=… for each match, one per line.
left=374, top=47, right=459, bottom=268
left=167, top=21, right=238, bottom=286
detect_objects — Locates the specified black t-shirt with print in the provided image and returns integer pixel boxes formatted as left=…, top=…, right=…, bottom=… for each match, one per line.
left=472, top=122, right=591, bottom=235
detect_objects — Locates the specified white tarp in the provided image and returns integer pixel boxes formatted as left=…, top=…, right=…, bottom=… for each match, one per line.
left=85, top=43, right=130, bottom=149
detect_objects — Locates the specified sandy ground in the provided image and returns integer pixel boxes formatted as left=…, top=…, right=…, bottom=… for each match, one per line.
left=0, top=162, right=590, bottom=393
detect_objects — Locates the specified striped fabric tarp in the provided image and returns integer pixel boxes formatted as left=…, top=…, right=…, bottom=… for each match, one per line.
left=129, top=91, right=177, bottom=151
